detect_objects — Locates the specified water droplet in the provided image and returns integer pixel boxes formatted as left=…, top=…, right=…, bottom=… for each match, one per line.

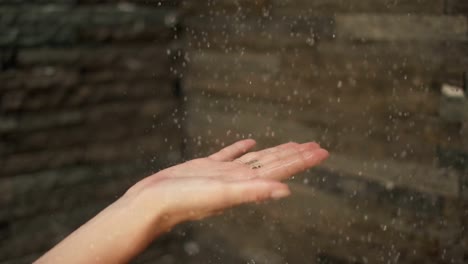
left=183, top=241, right=200, bottom=256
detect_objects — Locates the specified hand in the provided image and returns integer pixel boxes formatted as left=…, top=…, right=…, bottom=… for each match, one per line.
left=125, top=139, right=329, bottom=228
left=36, top=139, right=329, bottom=264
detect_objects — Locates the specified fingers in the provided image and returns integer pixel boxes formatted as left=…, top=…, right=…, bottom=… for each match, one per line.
left=209, top=139, right=257, bottom=161
left=171, top=178, right=290, bottom=222
left=254, top=142, right=320, bottom=165
left=256, top=147, right=329, bottom=180
left=235, top=142, right=299, bottom=164
left=222, top=179, right=291, bottom=206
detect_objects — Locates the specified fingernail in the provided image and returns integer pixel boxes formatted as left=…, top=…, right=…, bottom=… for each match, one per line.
left=298, top=142, right=320, bottom=151
left=317, top=149, right=329, bottom=159
left=304, top=149, right=329, bottom=159
left=270, top=189, right=291, bottom=199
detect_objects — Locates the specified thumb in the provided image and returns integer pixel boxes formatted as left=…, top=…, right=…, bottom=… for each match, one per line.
left=222, top=179, right=291, bottom=207
left=162, top=179, right=291, bottom=225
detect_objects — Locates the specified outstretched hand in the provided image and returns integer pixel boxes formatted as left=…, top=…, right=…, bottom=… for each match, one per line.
left=36, top=139, right=329, bottom=264
left=126, top=139, right=329, bottom=228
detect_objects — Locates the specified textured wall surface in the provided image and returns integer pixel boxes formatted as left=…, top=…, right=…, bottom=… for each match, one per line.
left=1, top=0, right=468, bottom=263
left=182, top=0, right=468, bottom=263
left=0, top=1, right=186, bottom=263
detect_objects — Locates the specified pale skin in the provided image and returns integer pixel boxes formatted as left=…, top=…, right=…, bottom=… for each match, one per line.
left=36, top=139, right=329, bottom=264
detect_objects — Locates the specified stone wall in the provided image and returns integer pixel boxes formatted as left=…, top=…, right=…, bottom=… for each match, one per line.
left=181, top=0, right=468, bottom=263
left=1, top=0, right=468, bottom=263
left=0, top=1, right=186, bottom=263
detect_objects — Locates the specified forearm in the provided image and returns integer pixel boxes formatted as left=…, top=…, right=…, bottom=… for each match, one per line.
left=35, top=140, right=328, bottom=263
left=35, top=193, right=166, bottom=264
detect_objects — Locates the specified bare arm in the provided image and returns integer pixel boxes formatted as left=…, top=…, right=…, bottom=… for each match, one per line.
left=36, top=139, right=329, bottom=264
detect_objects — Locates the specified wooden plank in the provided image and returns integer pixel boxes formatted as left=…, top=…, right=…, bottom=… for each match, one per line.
left=0, top=6, right=178, bottom=47
left=183, top=46, right=450, bottom=116
left=446, top=0, right=468, bottom=15
left=0, top=98, right=177, bottom=133
left=16, top=45, right=172, bottom=72
left=77, top=0, right=181, bottom=6
left=185, top=73, right=440, bottom=116
left=1, top=113, right=164, bottom=155
left=1, top=129, right=182, bottom=177
left=336, top=14, right=467, bottom=41
left=182, top=0, right=445, bottom=15
left=271, top=0, right=445, bottom=14
left=1, top=79, right=174, bottom=112
left=0, top=164, right=138, bottom=206
left=184, top=15, right=334, bottom=50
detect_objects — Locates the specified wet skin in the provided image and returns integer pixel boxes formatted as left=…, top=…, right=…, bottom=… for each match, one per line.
left=36, top=139, right=329, bottom=264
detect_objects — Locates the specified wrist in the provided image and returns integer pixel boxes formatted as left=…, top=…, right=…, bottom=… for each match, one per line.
left=119, top=185, right=175, bottom=234
left=116, top=190, right=168, bottom=234
left=36, top=194, right=168, bottom=264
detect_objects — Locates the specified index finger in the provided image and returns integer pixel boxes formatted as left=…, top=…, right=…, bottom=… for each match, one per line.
left=256, top=148, right=329, bottom=180
left=208, top=139, right=257, bottom=161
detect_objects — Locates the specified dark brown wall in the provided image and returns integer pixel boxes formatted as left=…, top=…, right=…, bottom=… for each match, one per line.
left=181, top=0, right=468, bottom=263
left=0, top=1, right=185, bottom=263
left=1, top=0, right=467, bottom=263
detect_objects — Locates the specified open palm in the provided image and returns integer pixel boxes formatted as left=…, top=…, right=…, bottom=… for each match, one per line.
left=126, top=139, right=329, bottom=228
left=36, top=139, right=329, bottom=264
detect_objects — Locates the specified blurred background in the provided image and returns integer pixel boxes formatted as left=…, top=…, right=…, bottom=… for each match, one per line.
left=1, top=0, right=468, bottom=263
